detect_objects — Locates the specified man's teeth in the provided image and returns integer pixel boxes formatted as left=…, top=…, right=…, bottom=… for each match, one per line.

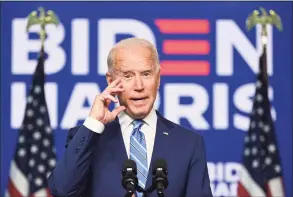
left=133, top=98, right=145, bottom=100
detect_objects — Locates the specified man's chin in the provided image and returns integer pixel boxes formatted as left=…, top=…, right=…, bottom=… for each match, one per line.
left=125, top=106, right=150, bottom=119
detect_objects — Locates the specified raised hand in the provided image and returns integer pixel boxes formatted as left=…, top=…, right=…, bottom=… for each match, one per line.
left=89, top=78, right=126, bottom=124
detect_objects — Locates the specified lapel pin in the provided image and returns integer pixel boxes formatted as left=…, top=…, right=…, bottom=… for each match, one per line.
left=163, top=132, right=169, bottom=136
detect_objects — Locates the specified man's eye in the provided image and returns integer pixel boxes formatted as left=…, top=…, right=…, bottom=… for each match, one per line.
left=143, top=72, right=151, bottom=76
left=124, top=75, right=132, bottom=79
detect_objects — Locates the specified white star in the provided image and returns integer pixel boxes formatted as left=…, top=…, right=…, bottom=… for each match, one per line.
left=30, top=145, right=38, bottom=154
left=260, top=135, right=265, bottom=142
left=268, top=144, right=276, bottom=153
left=35, top=177, right=43, bottom=186
left=257, top=108, right=264, bottom=115
left=18, top=149, right=26, bottom=157
left=27, top=96, right=33, bottom=103
left=256, top=94, right=263, bottom=102
left=36, top=118, right=43, bottom=126
left=251, top=134, right=257, bottom=141
left=43, top=139, right=50, bottom=147
left=265, top=157, right=272, bottom=165
left=34, top=86, right=42, bottom=94
left=252, top=160, right=259, bottom=168
left=26, top=109, right=34, bottom=117
left=244, top=148, right=250, bottom=156
left=40, top=106, right=46, bottom=114
left=49, top=159, right=56, bottom=167
left=33, top=132, right=41, bottom=140
left=27, top=124, right=34, bottom=130
left=41, top=152, right=47, bottom=159
left=256, top=80, right=262, bottom=88
left=45, top=126, right=52, bottom=134
left=46, top=172, right=52, bottom=178
left=38, top=164, right=45, bottom=173
left=252, top=147, right=258, bottom=155
left=263, top=125, right=270, bottom=133
left=275, top=165, right=281, bottom=173
left=18, top=135, right=25, bottom=143
left=29, top=159, right=35, bottom=167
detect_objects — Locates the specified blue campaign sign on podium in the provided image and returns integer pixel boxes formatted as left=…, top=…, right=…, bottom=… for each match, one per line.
left=1, top=1, right=292, bottom=196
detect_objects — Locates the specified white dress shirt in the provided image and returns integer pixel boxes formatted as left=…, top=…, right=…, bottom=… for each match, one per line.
left=83, top=108, right=157, bottom=169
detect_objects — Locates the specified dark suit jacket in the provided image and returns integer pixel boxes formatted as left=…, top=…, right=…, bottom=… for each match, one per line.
left=48, top=111, right=213, bottom=197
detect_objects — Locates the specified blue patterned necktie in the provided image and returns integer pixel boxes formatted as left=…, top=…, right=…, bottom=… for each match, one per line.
left=130, top=120, right=148, bottom=197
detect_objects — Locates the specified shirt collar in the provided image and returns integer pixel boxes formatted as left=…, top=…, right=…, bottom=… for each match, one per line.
left=142, top=108, right=157, bottom=129
left=118, top=108, right=157, bottom=130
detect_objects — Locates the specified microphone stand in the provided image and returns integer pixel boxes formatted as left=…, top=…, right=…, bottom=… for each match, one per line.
left=126, top=182, right=166, bottom=197
left=142, top=183, right=167, bottom=197
left=157, top=190, right=165, bottom=197
left=137, top=185, right=149, bottom=197
left=142, top=185, right=155, bottom=197
left=124, top=184, right=151, bottom=197
left=124, top=189, right=135, bottom=197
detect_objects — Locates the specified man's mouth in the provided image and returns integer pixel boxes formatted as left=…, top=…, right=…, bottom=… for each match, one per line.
left=130, top=97, right=148, bottom=101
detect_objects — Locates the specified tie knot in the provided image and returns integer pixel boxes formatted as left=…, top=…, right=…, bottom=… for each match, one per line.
left=132, top=119, right=144, bottom=130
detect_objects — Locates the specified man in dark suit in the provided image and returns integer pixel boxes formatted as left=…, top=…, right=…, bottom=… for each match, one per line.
left=48, top=38, right=213, bottom=197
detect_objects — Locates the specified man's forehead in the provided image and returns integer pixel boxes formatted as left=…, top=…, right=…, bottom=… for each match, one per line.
left=116, top=58, right=152, bottom=65
left=115, top=46, right=153, bottom=59
left=110, top=46, right=157, bottom=72
left=114, top=56, right=154, bottom=67
left=114, top=63, right=156, bottom=73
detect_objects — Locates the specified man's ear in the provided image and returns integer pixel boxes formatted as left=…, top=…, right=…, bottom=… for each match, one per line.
left=106, top=72, right=113, bottom=85
left=157, top=69, right=161, bottom=90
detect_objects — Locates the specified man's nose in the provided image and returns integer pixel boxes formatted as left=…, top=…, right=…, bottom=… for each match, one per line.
left=133, top=76, right=144, bottom=91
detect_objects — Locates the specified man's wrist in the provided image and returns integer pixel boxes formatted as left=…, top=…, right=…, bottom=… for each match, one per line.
left=83, top=116, right=105, bottom=134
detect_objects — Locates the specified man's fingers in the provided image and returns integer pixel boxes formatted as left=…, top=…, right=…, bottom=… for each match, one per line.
left=116, top=82, right=123, bottom=88
left=104, top=79, right=124, bottom=95
left=112, top=106, right=126, bottom=117
left=107, top=87, right=124, bottom=95
left=108, top=78, right=121, bottom=88
left=100, top=94, right=118, bottom=103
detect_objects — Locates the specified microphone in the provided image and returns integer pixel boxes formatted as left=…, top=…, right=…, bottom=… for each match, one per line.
left=122, top=159, right=138, bottom=197
left=152, top=159, right=168, bottom=197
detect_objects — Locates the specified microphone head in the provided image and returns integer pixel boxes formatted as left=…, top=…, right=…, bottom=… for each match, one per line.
left=152, top=159, right=168, bottom=190
left=122, top=159, right=137, bottom=175
left=122, top=159, right=138, bottom=192
left=152, top=159, right=167, bottom=175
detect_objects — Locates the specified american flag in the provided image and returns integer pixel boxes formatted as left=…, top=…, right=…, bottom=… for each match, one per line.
left=237, top=45, right=285, bottom=197
left=6, top=48, right=56, bottom=197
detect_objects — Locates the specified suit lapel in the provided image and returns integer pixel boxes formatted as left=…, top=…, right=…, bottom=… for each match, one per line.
left=105, top=118, right=128, bottom=171
left=145, top=111, right=173, bottom=189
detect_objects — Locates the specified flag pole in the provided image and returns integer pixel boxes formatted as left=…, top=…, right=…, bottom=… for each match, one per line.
left=237, top=7, right=285, bottom=197
left=245, top=7, right=283, bottom=81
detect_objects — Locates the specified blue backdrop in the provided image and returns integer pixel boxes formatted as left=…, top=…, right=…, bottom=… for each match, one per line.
left=1, top=2, right=292, bottom=196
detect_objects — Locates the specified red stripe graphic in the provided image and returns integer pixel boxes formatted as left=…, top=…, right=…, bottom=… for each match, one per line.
left=163, top=40, right=210, bottom=55
left=160, top=61, right=210, bottom=76
left=237, top=182, right=251, bottom=197
left=155, top=19, right=210, bottom=34
left=47, top=188, right=53, bottom=197
left=265, top=182, right=273, bottom=197
left=7, top=178, right=23, bottom=197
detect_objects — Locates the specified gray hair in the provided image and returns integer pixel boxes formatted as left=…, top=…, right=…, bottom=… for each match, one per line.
left=107, top=37, right=160, bottom=73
